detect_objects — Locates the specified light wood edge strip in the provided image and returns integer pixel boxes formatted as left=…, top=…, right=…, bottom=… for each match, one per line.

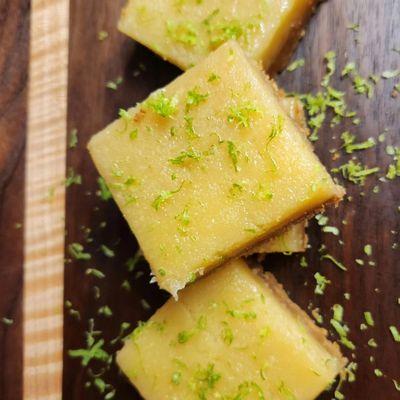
left=24, top=1, right=69, bottom=399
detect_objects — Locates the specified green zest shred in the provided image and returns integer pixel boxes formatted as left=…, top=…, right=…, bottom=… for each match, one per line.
left=171, top=371, right=182, bottom=385
left=286, top=58, right=305, bottom=72
left=314, top=272, right=331, bottom=295
left=98, top=305, right=113, bottom=317
left=330, top=319, right=356, bottom=350
left=152, top=183, right=183, bottom=210
left=221, top=322, right=234, bottom=345
left=226, top=307, right=257, bottom=320
left=65, top=301, right=81, bottom=320
left=69, top=128, right=78, bottom=148
left=126, top=249, right=143, bottom=272
left=97, top=30, right=109, bottom=41
left=321, top=254, right=347, bottom=271
left=184, top=115, right=200, bottom=139
left=322, top=226, right=340, bottom=236
left=167, top=21, right=198, bottom=46
left=374, top=369, right=383, bottom=377
left=169, top=148, right=201, bottom=165
left=208, top=20, right=246, bottom=49
left=389, top=326, right=400, bottom=342
left=315, top=213, right=329, bottom=226
left=341, top=61, right=375, bottom=97
left=145, top=90, right=178, bottom=118
left=352, top=74, right=374, bottom=98
left=106, top=76, right=123, bottom=90
left=65, top=167, right=82, bottom=187
left=229, top=182, right=245, bottom=198
left=340, top=131, right=376, bottom=153
left=86, top=268, right=105, bottom=279
left=97, top=177, right=112, bottom=201
left=333, top=160, right=380, bottom=185
left=68, top=242, right=91, bottom=260
left=229, top=381, right=266, bottom=399
left=186, top=87, right=209, bottom=109
left=141, top=299, right=151, bottom=310
left=364, top=244, right=372, bottom=256
left=177, top=330, right=194, bottom=344
left=341, top=62, right=356, bottom=77
left=227, top=103, right=260, bottom=129
left=277, top=381, right=296, bottom=400
left=208, top=72, right=220, bottom=82
left=347, top=23, right=360, bottom=31
left=386, top=146, right=400, bottom=180
left=256, top=184, right=273, bottom=201
left=100, top=244, right=115, bottom=258
left=129, top=128, right=138, bottom=140
left=119, top=108, right=131, bottom=120
left=321, top=51, right=336, bottom=87
left=2, top=317, right=14, bottom=326
left=68, top=320, right=110, bottom=367
left=300, top=256, right=308, bottom=268
left=194, top=363, right=221, bottom=398
left=382, top=69, right=400, bottom=79
left=226, top=141, right=240, bottom=172
left=332, top=304, right=344, bottom=322
left=175, top=206, right=190, bottom=226
left=299, top=78, right=354, bottom=141
left=266, top=115, right=284, bottom=147
left=364, top=311, right=375, bottom=326
left=196, top=315, right=207, bottom=330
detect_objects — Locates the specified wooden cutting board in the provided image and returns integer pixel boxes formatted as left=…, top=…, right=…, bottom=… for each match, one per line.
left=1, top=0, right=399, bottom=399
left=0, top=1, right=29, bottom=399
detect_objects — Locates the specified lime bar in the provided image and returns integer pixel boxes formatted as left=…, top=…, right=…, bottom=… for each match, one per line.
left=118, top=0, right=317, bottom=71
left=88, top=41, right=344, bottom=296
left=117, top=259, right=346, bottom=400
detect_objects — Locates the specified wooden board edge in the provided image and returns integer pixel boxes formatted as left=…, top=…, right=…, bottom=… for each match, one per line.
left=24, top=0, right=69, bottom=399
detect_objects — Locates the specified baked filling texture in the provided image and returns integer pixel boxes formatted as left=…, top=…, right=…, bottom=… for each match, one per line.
left=118, top=0, right=318, bottom=72
left=88, top=41, right=344, bottom=296
left=117, top=259, right=346, bottom=400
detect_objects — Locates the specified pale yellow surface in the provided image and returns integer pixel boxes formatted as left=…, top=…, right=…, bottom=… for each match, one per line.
left=88, top=42, right=343, bottom=295
left=117, top=260, right=345, bottom=400
left=118, top=0, right=317, bottom=70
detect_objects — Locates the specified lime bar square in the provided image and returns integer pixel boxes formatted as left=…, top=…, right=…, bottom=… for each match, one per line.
left=118, top=0, right=317, bottom=71
left=117, top=259, right=345, bottom=400
left=88, top=41, right=344, bottom=296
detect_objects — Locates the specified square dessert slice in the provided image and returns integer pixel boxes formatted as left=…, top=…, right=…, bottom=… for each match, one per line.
left=118, top=0, right=317, bottom=71
left=88, top=41, right=344, bottom=296
left=117, top=259, right=346, bottom=400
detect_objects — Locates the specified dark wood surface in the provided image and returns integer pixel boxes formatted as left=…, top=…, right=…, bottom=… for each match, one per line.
left=0, top=0, right=29, bottom=399
left=63, top=0, right=400, bottom=399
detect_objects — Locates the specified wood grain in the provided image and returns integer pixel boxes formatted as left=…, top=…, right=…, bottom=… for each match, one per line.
left=275, top=3, right=400, bottom=399
left=0, top=0, right=29, bottom=399
left=24, top=0, right=69, bottom=399
left=39, top=0, right=400, bottom=399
